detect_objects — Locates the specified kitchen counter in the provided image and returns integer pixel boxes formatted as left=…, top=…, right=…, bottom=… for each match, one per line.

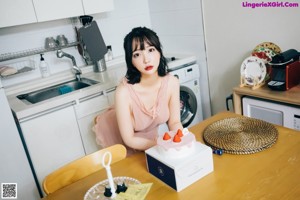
left=6, top=57, right=127, bottom=120
left=233, top=84, right=300, bottom=114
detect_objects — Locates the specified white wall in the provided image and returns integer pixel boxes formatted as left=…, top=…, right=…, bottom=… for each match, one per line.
left=148, top=0, right=212, bottom=119
left=202, top=0, right=300, bottom=114
left=0, top=0, right=151, bottom=87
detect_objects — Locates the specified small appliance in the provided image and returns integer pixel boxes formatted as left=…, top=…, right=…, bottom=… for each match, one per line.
left=268, top=49, right=300, bottom=91
left=243, top=96, right=300, bottom=131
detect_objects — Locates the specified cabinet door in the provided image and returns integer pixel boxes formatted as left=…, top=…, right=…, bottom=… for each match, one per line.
left=0, top=0, right=37, bottom=28
left=107, top=87, right=116, bottom=106
left=33, top=0, right=84, bottom=22
left=20, top=104, right=85, bottom=191
left=82, top=0, right=114, bottom=15
left=75, top=92, right=110, bottom=154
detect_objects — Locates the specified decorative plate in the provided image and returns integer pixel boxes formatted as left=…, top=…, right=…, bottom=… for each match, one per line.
left=253, top=42, right=281, bottom=54
left=252, top=47, right=276, bottom=63
left=84, top=176, right=141, bottom=200
left=240, top=56, right=267, bottom=86
left=203, top=117, right=278, bottom=155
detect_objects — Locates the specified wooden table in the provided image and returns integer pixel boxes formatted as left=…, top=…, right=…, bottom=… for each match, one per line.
left=43, top=111, right=300, bottom=200
left=233, top=84, right=300, bottom=114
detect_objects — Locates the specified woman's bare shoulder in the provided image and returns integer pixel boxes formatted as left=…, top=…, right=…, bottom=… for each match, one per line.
left=167, top=74, right=180, bottom=87
left=115, top=82, right=130, bottom=100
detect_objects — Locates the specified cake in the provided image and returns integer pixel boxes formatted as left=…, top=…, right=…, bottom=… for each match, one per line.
left=156, top=128, right=196, bottom=158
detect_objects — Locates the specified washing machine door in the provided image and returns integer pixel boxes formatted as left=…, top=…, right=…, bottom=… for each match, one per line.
left=180, top=85, right=197, bottom=127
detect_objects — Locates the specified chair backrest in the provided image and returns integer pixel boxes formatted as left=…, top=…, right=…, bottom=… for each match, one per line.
left=42, top=144, right=127, bottom=195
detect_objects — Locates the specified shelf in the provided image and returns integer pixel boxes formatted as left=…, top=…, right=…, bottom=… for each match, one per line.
left=0, top=41, right=79, bottom=62
left=232, top=84, right=300, bottom=114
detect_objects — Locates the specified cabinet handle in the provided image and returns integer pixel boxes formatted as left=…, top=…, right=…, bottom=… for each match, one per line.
left=19, top=102, right=75, bottom=122
left=79, top=87, right=116, bottom=103
left=226, top=94, right=234, bottom=111
left=106, top=87, right=116, bottom=93
left=79, top=92, right=104, bottom=103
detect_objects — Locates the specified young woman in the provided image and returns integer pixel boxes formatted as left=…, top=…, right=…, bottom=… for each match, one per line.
left=94, top=27, right=183, bottom=154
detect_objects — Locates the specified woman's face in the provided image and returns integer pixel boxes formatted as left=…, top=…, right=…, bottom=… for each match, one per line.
left=131, top=40, right=161, bottom=76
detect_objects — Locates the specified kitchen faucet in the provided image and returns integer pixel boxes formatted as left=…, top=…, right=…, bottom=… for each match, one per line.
left=56, top=50, right=82, bottom=81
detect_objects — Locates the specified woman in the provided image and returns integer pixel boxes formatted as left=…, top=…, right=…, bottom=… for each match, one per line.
left=94, top=27, right=183, bottom=154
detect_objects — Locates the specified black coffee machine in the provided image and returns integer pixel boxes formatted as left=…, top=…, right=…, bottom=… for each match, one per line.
left=268, top=49, right=300, bottom=91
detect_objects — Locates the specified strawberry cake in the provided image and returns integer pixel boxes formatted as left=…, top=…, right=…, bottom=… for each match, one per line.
left=157, top=128, right=196, bottom=158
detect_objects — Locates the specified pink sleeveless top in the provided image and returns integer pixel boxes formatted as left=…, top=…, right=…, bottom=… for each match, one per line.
left=93, top=74, right=171, bottom=155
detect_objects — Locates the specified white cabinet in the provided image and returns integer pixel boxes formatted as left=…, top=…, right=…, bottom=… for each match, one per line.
left=1, top=0, right=114, bottom=27
left=0, top=0, right=37, bottom=28
left=82, top=0, right=114, bottom=15
left=19, top=103, right=85, bottom=191
left=33, top=0, right=114, bottom=22
left=33, top=0, right=84, bottom=22
left=75, top=88, right=116, bottom=154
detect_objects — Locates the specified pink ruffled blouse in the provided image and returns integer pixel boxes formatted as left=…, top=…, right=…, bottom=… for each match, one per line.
left=93, top=74, right=171, bottom=155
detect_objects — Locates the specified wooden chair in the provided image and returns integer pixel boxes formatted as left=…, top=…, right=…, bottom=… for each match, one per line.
left=42, top=144, right=127, bottom=195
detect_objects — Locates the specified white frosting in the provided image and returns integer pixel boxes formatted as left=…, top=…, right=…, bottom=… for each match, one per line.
left=157, top=128, right=196, bottom=158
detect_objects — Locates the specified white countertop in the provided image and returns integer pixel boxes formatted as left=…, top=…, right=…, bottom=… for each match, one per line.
left=7, top=57, right=127, bottom=120
left=6, top=53, right=197, bottom=120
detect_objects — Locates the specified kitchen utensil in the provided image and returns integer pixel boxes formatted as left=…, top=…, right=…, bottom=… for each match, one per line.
left=79, top=15, right=93, bottom=26
left=56, top=34, right=68, bottom=47
left=75, top=27, right=92, bottom=65
left=78, top=21, right=107, bottom=62
left=45, top=37, right=58, bottom=49
left=94, top=58, right=107, bottom=72
left=101, top=151, right=116, bottom=198
left=75, top=27, right=83, bottom=56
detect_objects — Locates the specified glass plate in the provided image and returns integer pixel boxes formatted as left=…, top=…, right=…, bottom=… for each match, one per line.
left=84, top=176, right=141, bottom=200
left=240, top=56, right=266, bottom=86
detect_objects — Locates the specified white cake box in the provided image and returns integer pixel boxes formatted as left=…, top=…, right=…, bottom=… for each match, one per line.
left=145, top=142, right=214, bottom=192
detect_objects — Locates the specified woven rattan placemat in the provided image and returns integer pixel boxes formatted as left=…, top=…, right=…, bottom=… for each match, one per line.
left=203, top=117, right=278, bottom=154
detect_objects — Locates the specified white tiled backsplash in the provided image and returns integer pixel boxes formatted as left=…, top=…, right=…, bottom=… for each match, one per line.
left=0, top=0, right=212, bottom=118
left=0, top=0, right=151, bottom=87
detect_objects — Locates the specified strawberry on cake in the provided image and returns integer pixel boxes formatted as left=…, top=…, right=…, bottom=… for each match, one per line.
left=157, top=128, right=196, bottom=158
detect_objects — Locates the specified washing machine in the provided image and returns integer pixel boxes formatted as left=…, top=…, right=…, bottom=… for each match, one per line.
left=158, top=55, right=203, bottom=133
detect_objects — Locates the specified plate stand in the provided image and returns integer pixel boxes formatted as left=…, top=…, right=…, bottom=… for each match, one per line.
left=240, top=75, right=265, bottom=90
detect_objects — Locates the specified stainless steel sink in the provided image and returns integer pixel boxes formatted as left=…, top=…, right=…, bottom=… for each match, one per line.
left=17, top=78, right=98, bottom=104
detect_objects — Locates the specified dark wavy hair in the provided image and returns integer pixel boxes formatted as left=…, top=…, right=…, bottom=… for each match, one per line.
left=123, top=27, right=168, bottom=84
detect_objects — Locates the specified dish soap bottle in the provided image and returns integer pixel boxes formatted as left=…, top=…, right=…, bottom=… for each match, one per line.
left=39, top=54, right=50, bottom=78
left=105, top=45, right=113, bottom=61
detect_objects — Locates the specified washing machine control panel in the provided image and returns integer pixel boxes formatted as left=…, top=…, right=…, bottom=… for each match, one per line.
left=169, top=64, right=199, bottom=84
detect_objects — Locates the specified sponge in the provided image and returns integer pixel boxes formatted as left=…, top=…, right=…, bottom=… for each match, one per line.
left=58, top=85, right=73, bottom=94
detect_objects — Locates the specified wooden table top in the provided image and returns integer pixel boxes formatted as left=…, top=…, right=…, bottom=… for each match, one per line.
left=43, top=111, right=300, bottom=200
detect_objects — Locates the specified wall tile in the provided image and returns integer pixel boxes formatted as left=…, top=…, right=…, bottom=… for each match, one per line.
left=0, top=0, right=151, bottom=87
left=149, top=0, right=201, bottom=12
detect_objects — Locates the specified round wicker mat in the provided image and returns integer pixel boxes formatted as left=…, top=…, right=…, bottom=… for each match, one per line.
left=203, top=117, right=278, bottom=154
